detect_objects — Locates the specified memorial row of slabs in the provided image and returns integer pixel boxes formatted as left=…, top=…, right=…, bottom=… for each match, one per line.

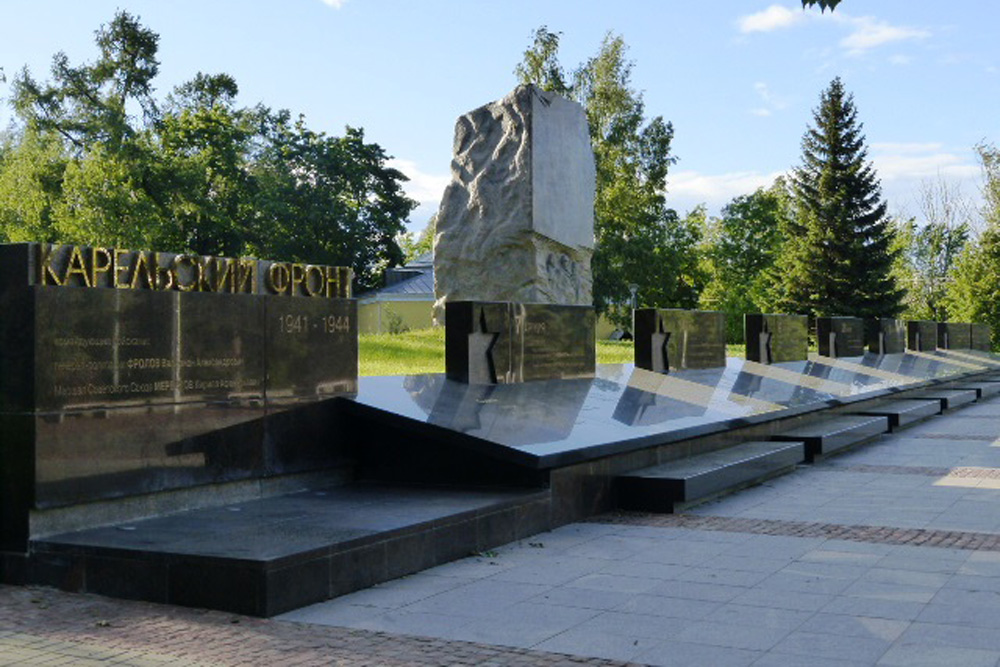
left=444, top=302, right=991, bottom=385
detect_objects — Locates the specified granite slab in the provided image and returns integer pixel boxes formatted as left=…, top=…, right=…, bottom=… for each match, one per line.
left=617, top=441, right=805, bottom=512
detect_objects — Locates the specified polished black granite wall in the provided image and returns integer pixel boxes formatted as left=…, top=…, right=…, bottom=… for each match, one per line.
left=972, top=323, right=993, bottom=351
left=634, top=309, right=726, bottom=373
left=907, top=320, right=938, bottom=351
left=745, top=314, right=808, bottom=363
left=817, top=317, right=865, bottom=357
left=867, top=319, right=906, bottom=354
left=938, top=322, right=972, bottom=350
left=444, top=301, right=595, bottom=384
left=0, top=244, right=358, bottom=552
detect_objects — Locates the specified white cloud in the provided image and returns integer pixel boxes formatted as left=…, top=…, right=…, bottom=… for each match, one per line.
left=319, top=0, right=348, bottom=8
left=867, top=143, right=981, bottom=215
left=870, top=144, right=979, bottom=183
left=667, top=143, right=982, bottom=217
left=386, top=158, right=450, bottom=230
left=750, top=82, right=788, bottom=117
left=737, top=5, right=806, bottom=33
left=871, top=142, right=945, bottom=155
left=737, top=5, right=929, bottom=57
left=668, top=169, right=788, bottom=214
left=839, top=16, right=929, bottom=56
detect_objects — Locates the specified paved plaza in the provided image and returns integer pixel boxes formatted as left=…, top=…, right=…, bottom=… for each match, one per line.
left=5, top=394, right=1000, bottom=665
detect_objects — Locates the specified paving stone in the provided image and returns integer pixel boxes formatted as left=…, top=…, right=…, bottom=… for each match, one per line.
left=533, top=629, right=658, bottom=662
left=877, top=644, right=1000, bottom=667
left=770, top=629, right=893, bottom=662
left=633, top=640, right=761, bottom=667
left=794, top=612, right=909, bottom=642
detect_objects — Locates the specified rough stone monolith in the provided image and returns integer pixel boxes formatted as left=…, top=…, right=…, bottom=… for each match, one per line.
left=433, top=84, right=595, bottom=322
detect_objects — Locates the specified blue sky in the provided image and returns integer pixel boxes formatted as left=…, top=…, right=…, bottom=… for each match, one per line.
left=2, top=1, right=998, bottom=233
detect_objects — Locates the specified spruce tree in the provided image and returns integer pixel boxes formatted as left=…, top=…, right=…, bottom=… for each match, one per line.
left=778, top=77, right=903, bottom=318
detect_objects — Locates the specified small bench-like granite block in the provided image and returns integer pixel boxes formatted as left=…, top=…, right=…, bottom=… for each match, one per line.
left=617, top=441, right=805, bottom=513
left=853, top=399, right=941, bottom=431
left=771, top=415, right=889, bottom=462
left=901, top=389, right=978, bottom=411
left=817, top=317, right=865, bottom=357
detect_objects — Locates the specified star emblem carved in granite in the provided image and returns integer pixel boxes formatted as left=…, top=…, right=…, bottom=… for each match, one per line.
left=467, top=309, right=500, bottom=384
left=759, top=328, right=773, bottom=365
left=651, top=315, right=671, bottom=374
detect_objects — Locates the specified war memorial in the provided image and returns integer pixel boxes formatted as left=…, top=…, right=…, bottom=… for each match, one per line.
left=2, top=85, right=1000, bottom=620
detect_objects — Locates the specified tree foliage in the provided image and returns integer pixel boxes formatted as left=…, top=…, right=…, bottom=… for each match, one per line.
left=802, top=0, right=842, bottom=10
left=945, top=143, right=1000, bottom=349
left=1, top=11, right=416, bottom=290
left=398, top=214, right=436, bottom=262
left=774, top=77, right=903, bottom=319
left=699, top=179, right=792, bottom=341
left=893, top=179, right=971, bottom=321
left=515, top=28, right=701, bottom=327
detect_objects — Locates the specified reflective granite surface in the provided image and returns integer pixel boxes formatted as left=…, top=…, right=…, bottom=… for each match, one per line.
left=352, top=350, right=1000, bottom=468
left=6, top=287, right=358, bottom=512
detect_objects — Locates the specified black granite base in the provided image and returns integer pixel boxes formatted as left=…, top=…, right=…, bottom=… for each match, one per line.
left=28, top=481, right=551, bottom=617
left=617, top=441, right=805, bottom=513
left=771, top=415, right=889, bottom=462
left=852, top=399, right=941, bottom=431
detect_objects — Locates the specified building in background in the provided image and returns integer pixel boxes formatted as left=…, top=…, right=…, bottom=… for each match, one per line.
left=358, top=253, right=435, bottom=333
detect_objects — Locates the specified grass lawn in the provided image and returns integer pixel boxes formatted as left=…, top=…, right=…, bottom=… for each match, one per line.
left=359, top=328, right=747, bottom=376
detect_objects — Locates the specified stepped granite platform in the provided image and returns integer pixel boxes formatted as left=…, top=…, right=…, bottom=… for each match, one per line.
left=901, top=388, right=978, bottom=411
left=943, top=380, right=1000, bottom=399
left=27, top=482, right=549, bottom=617
left=771, top=414, right=889, bottom=461
left=15, top=348, right=1000, bottom=617
left=616, top=440, right=805, bottom=513
left=852, top=398, right=941, bottom=431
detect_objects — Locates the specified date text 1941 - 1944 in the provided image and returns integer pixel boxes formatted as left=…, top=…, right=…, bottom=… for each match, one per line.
left=33, top=243, right=352, bottom=298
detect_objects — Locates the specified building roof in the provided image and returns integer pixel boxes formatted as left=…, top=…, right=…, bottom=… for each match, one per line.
left=378, top=267, right=434, bottom=296
left=359, top=255, right=434, bottom=302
